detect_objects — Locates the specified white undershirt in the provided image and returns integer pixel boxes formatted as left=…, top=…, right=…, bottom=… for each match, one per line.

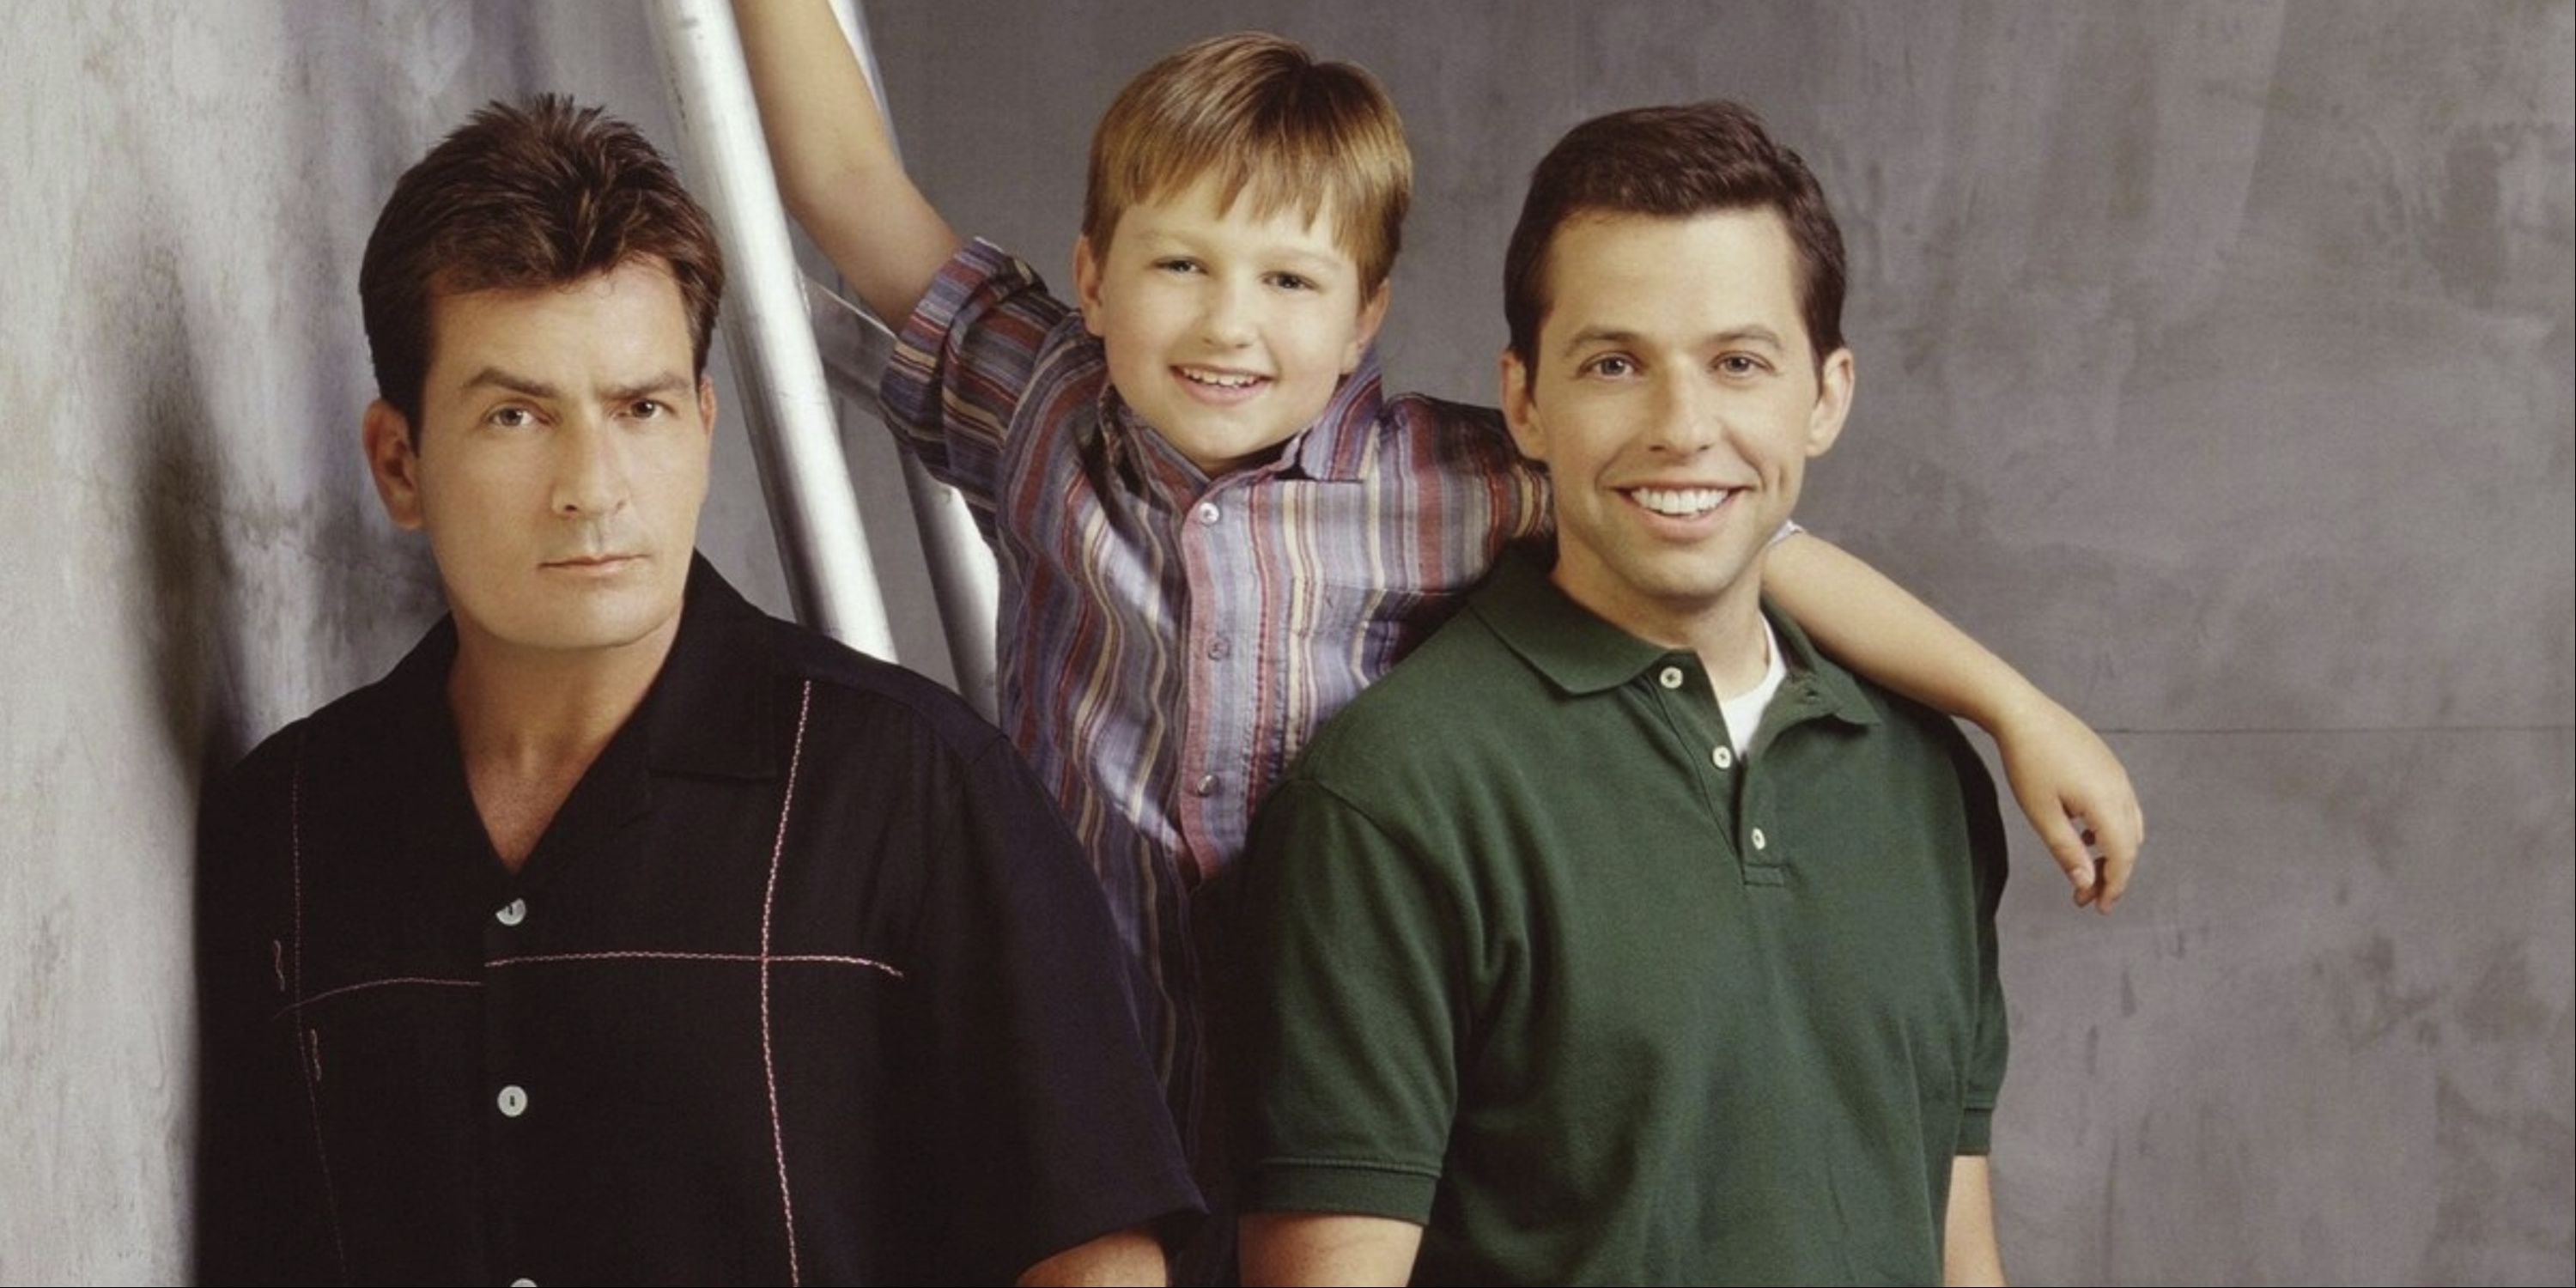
left=1716, top=617, right=1789, bottom=757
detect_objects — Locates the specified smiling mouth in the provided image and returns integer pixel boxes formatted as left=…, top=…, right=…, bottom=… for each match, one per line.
left=1622, top=486, right=1739, bottom=519
left=1176, top=366, right=1269, bottom=391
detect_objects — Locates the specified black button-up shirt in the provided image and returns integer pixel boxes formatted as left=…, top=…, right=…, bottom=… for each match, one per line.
left=198, top=557, right=1199, bottom=1285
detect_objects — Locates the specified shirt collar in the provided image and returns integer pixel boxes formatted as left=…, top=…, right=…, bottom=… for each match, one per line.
left=1287, top=346, right=1386, bottom=482
left=641, top=554, right=780, bottom=780
left=385, top=553, right=780, bottom=780
left=1468, top=547, right=1880, bottom=727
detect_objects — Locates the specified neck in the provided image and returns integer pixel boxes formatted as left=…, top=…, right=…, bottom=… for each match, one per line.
left=1683, top=586, right=1772, bottom=700
left=446, top=616, right=680, bottom=779
left=1549, top=562, right=1771, bottom=696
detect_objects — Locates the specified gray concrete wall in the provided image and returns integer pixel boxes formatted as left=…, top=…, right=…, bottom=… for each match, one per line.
left=0, top=2, right=2565, bottom=1284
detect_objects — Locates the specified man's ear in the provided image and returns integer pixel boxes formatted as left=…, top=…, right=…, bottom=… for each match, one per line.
left=1804, top=346, right=1855, bottom=458
left=361, top=399, right=425, bottom=531
left=1072, top=233, right=1107, bottom=337
left=1498, top=349, right=1547, bottom=464
left=696, top=375, right=720, bottom=439
left=1340, top=281, right=1393, bottom=374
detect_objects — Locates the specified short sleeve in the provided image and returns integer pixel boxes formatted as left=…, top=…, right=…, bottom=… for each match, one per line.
left=876, top=238, right=1073, bottom=528
left=1951, top=738, right=2013, bottom=1156
left=903, top=735, right=1202, bottom=1282
left=1217, top=777, right=1467, bottom=1224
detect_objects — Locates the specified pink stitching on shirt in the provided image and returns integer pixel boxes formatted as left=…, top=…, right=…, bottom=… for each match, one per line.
left=273, top=975, right=485, bottom=1021
left=288, top=735, right=350, bottom=1279
left=761, top=680, right=813, bottom=1286
left=483, top=949, right=903, bottom=979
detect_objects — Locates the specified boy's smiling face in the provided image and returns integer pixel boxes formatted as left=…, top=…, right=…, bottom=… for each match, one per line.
left=1074, top=176, right=1389, bottom=476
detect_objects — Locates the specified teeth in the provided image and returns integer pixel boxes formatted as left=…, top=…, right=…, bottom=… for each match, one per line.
left=1629, top=487, right=1730, bottom=516
left=1181, top=368, right=1261, bottom=389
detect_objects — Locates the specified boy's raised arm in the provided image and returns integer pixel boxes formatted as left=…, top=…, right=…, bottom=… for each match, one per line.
left=732, top=0, right=962, bottom=325
left=1765, top=532, right=2145, bottom=912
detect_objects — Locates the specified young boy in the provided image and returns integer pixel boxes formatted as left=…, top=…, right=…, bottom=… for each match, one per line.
left=732, top=2, right=2140, bottom=1131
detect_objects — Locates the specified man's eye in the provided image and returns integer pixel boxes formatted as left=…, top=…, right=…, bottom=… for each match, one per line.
left=489, top=406, right=535, bottom=428
left=1584, top=355, right=1637, bottom=378
left=628, top=399, right=666, bottom=419
left=1717, top=355, right=1767, bottom=377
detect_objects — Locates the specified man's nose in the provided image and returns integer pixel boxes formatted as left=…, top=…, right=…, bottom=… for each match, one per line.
left=1645, top=374, right=1722, bottom=453
left=550, top=414, right=629, bottom=517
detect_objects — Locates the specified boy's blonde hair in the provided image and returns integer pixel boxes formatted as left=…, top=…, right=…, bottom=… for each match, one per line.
left=1083, top=33, right=1411, bottom=293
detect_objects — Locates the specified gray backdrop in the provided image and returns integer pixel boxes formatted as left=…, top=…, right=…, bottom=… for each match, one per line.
left=2, top=2, right=2567, bottom=1283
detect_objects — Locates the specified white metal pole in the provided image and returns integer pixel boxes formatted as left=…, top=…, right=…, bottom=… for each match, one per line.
left=820, top=0, right=1005, bottom=718
left=649, top=0, right=899, bottom=660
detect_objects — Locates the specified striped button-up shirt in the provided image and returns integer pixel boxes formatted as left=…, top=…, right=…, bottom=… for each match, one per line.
left=880, top=240, right=1549, bottom=1091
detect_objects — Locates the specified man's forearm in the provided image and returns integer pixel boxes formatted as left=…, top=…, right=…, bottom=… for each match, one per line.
left=1017, top=1225, right=1168, bottom=1287
left=1943, top=1155, right=2006, bottom=1286
left=1240, top=1211, right=1424, bottom=1286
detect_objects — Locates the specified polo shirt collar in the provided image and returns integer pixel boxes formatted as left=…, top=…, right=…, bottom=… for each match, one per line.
left=1470, top=547, right=1880, bottom=727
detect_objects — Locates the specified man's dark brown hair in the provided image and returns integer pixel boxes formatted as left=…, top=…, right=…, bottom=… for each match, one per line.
left=1503, top=100, right=1847, bottom=383
left=359, top=94, right=725, bottom=439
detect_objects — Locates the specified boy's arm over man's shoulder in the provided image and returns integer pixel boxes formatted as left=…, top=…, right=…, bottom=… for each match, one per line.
left=733, top=0, right=960, bottom=325
left=1765, top=532, right=2144, bottom=912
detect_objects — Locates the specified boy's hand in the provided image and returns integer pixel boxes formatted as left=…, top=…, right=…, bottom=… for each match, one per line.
left=1995, top=696, right=2143, bottom=912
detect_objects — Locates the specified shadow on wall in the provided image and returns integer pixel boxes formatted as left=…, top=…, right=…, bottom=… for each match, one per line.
left=102, top=228, right=253, bottom=801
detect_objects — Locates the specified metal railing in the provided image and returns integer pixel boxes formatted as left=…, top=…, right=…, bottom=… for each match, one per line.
left=648, top=0, right=1002, bottom=717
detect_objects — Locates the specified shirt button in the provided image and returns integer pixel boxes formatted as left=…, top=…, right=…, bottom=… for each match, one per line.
left=1194, top=773, right=1218, bottom=798
left=1207, top=636, right=1231, bottom=660
left=1658, top=666, right=1686, bottom=690
left=1194, top=501, right=1222, bottom=526
left=496, top=1084, right=529, bottom=1118
left=1751, top=827, right=1769, bottom=851
left=1711, top=745, right=1735, bottom=769
left=512, top=1280, right=538, bottom=1287
left=495, top=898, right=527, bottom=927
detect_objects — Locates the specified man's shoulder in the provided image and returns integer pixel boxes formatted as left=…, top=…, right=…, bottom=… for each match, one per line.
left=200, top=640, right=432, bottom=850
left=1371, top=393, right=1529, bottom=471
left=1285, top=601, right=1537, bottom=798
left=746, top=608, right=1013, bottom=769
left=1771, top=631, right=2004, bottom=857
left=1829, top=664, right=1995, bottom=789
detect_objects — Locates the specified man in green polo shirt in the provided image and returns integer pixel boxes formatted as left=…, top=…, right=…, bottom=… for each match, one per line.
left=1220, top=100, right=2014, bottom=1285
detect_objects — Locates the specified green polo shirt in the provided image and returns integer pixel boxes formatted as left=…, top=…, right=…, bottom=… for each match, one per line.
left=1221, top=551, right=2010, bottom=1285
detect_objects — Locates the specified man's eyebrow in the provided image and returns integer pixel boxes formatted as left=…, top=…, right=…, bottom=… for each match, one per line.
left=461, top=368, right=560, bottom=400
left=1709, top=325, right=1788, bottom=350
left=1558, top=325, right=1643, bottom=359
left=601, top=373, right=695, bottom=404
left=1557, top=325, right=1788, bottom=358
left=459, top=368, right=692, bottom=403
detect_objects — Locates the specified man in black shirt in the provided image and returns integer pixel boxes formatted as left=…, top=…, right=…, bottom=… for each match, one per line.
left=196, top=95, right=1197, bottom=1285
